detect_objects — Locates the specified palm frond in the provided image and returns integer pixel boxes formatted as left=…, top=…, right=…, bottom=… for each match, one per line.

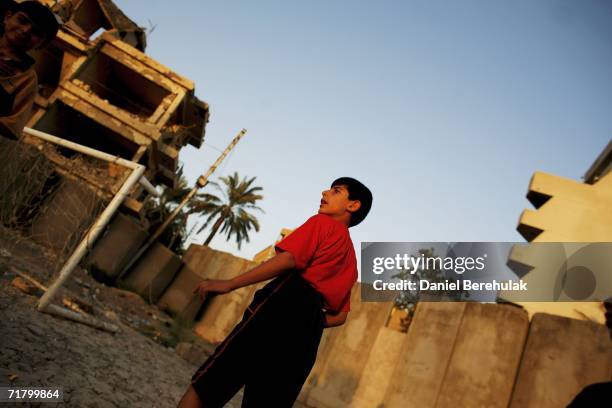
left=189, top=171, right=264, bottom=248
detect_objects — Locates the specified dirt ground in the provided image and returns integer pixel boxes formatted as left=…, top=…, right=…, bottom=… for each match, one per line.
left=0, top=227, right=248, bottom=407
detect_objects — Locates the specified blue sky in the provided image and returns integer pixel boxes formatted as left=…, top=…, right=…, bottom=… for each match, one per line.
left=115, top=0, right=611, bottom=267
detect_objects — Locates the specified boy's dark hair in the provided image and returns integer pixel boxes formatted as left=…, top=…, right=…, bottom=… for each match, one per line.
left=331, top=177, right=372, bottom=227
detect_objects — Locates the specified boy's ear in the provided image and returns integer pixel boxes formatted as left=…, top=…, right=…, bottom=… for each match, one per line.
left=347, top=199, right=361, bottom=214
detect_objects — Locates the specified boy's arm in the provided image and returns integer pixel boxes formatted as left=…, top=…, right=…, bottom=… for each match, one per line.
left=193, top=251, right=296, bottom=299
left=230, top=251, right=295, bottom=289
left=323, top=310, right=348, bottom=328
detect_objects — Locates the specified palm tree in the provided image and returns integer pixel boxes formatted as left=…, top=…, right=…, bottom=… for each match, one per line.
left=143, top=166, right=191, bottom=254
left=189, top=172, right=263, bottom=249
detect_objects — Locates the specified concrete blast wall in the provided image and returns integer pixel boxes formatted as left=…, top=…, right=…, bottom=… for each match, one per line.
left=297, top=300, right=610, bottom=408
left=157, top=244, right=264, bottom=344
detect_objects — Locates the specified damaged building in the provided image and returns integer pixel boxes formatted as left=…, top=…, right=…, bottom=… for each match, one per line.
left=0, top=0, right=209, bottom=263
left=22, top=0, right=208, bottom=214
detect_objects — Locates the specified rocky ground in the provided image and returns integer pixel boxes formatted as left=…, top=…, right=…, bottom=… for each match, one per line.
left=0, top=227, right=247, bottom=407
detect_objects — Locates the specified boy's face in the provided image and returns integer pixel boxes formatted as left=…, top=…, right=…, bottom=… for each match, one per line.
left=319, top=184, right=361, bottom=219
left=3, top=11, right=47, bottom=52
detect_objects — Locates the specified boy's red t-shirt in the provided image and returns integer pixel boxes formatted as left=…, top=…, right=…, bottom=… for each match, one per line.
left=274, top=213, right=357, bottom=313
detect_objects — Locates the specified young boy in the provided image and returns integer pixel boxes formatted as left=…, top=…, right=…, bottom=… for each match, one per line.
left=178, top=177, right=373, bottom=407
left=1, top=0, right=59, bottom=140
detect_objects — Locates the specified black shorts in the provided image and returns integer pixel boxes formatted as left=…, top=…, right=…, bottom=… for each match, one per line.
left=191, top=270, right=326, bottom=407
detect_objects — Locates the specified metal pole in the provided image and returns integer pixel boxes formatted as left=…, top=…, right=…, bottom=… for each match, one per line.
left=38, top=161, right=145, bottom=310
left=21, top=128, right=148, bottom=312
left=117, top=128, right=247, bottom=280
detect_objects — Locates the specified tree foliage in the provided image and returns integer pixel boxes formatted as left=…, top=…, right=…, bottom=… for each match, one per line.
left=188, top=172, right=264, bottom=250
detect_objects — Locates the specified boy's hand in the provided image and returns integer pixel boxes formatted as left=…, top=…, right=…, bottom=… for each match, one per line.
left=323, top=310, right=348, bottom=328
left=193, top=279, right=235, bottom=301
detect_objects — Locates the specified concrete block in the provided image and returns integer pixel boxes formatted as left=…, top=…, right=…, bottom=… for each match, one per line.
left=163, top=244, right=261, bottom=342
left=121, top=242, right=182, bottom=303
left=383, top=302, right=529, bottom=408
left=299, top=313, right=345, bottom=403
left=509, top=313, right=612, bottom=408
left=156, top=265, right=203, bottom=318
left=193, top=261, right=263, bottom=344
left=351, top=326, right=406, bottom=407
left=182, top=244, right=219, bottom=276
left=84, top=212, right=148, bottom=283
left=436, top=303, right=529, bottom=408
left=384, top=302, right=467, bottom=408
left=304, top=284, right=393, bottom=408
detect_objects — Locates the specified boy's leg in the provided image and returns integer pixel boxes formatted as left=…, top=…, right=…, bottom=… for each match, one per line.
left=189, top=328, right=250, bottom=407
left=241, top=275, right=325, bottom=407
left=177, top=385, right=203, bottom=408
left=241, top=355, right=318, bottom=407
left=188, top=273, right=297, bottom=407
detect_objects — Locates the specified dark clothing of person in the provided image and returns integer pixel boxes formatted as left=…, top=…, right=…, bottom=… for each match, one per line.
left=0, top=35, right=37, bottom=139
left=567, top=381, right=612, bottom=407
left=191, top=271, right=326, bottom=407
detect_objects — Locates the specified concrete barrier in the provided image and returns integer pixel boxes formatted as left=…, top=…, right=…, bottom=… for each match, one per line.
left=509, top=313, right=612, bottom=408
left=121, top=242, right=182, bottom=303
left=156, top=264, right=204, bottom=319
left=84, top=212, right=148, bottom=283
left=166, top=244, right=262, bottom=343
left=301, top=283, right=393, bottom=407
left=435, top=303, right=529, bottom=408
left=384, top=302, right=467, bottom=408
left=299, top=300, right=607, bottom=407
left=351, top=326, right=406, bottom=407
left=193, top=263, right=263, bottom=344
left=382, top=303, right=528, bottom=408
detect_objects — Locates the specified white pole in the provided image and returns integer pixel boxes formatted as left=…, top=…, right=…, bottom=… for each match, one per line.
left=44, top=304, right=119, bottom=333
left=117, top=128, right=247, bottom=280
left=139, top=175, right=161, bottom=197
left=25, top=127, right=140, bottom=169
left=23, top=127, right=160, bottom=196
left=20, top=128, right=149, bottom=317
left=37, top=163, right=144, bottom=310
